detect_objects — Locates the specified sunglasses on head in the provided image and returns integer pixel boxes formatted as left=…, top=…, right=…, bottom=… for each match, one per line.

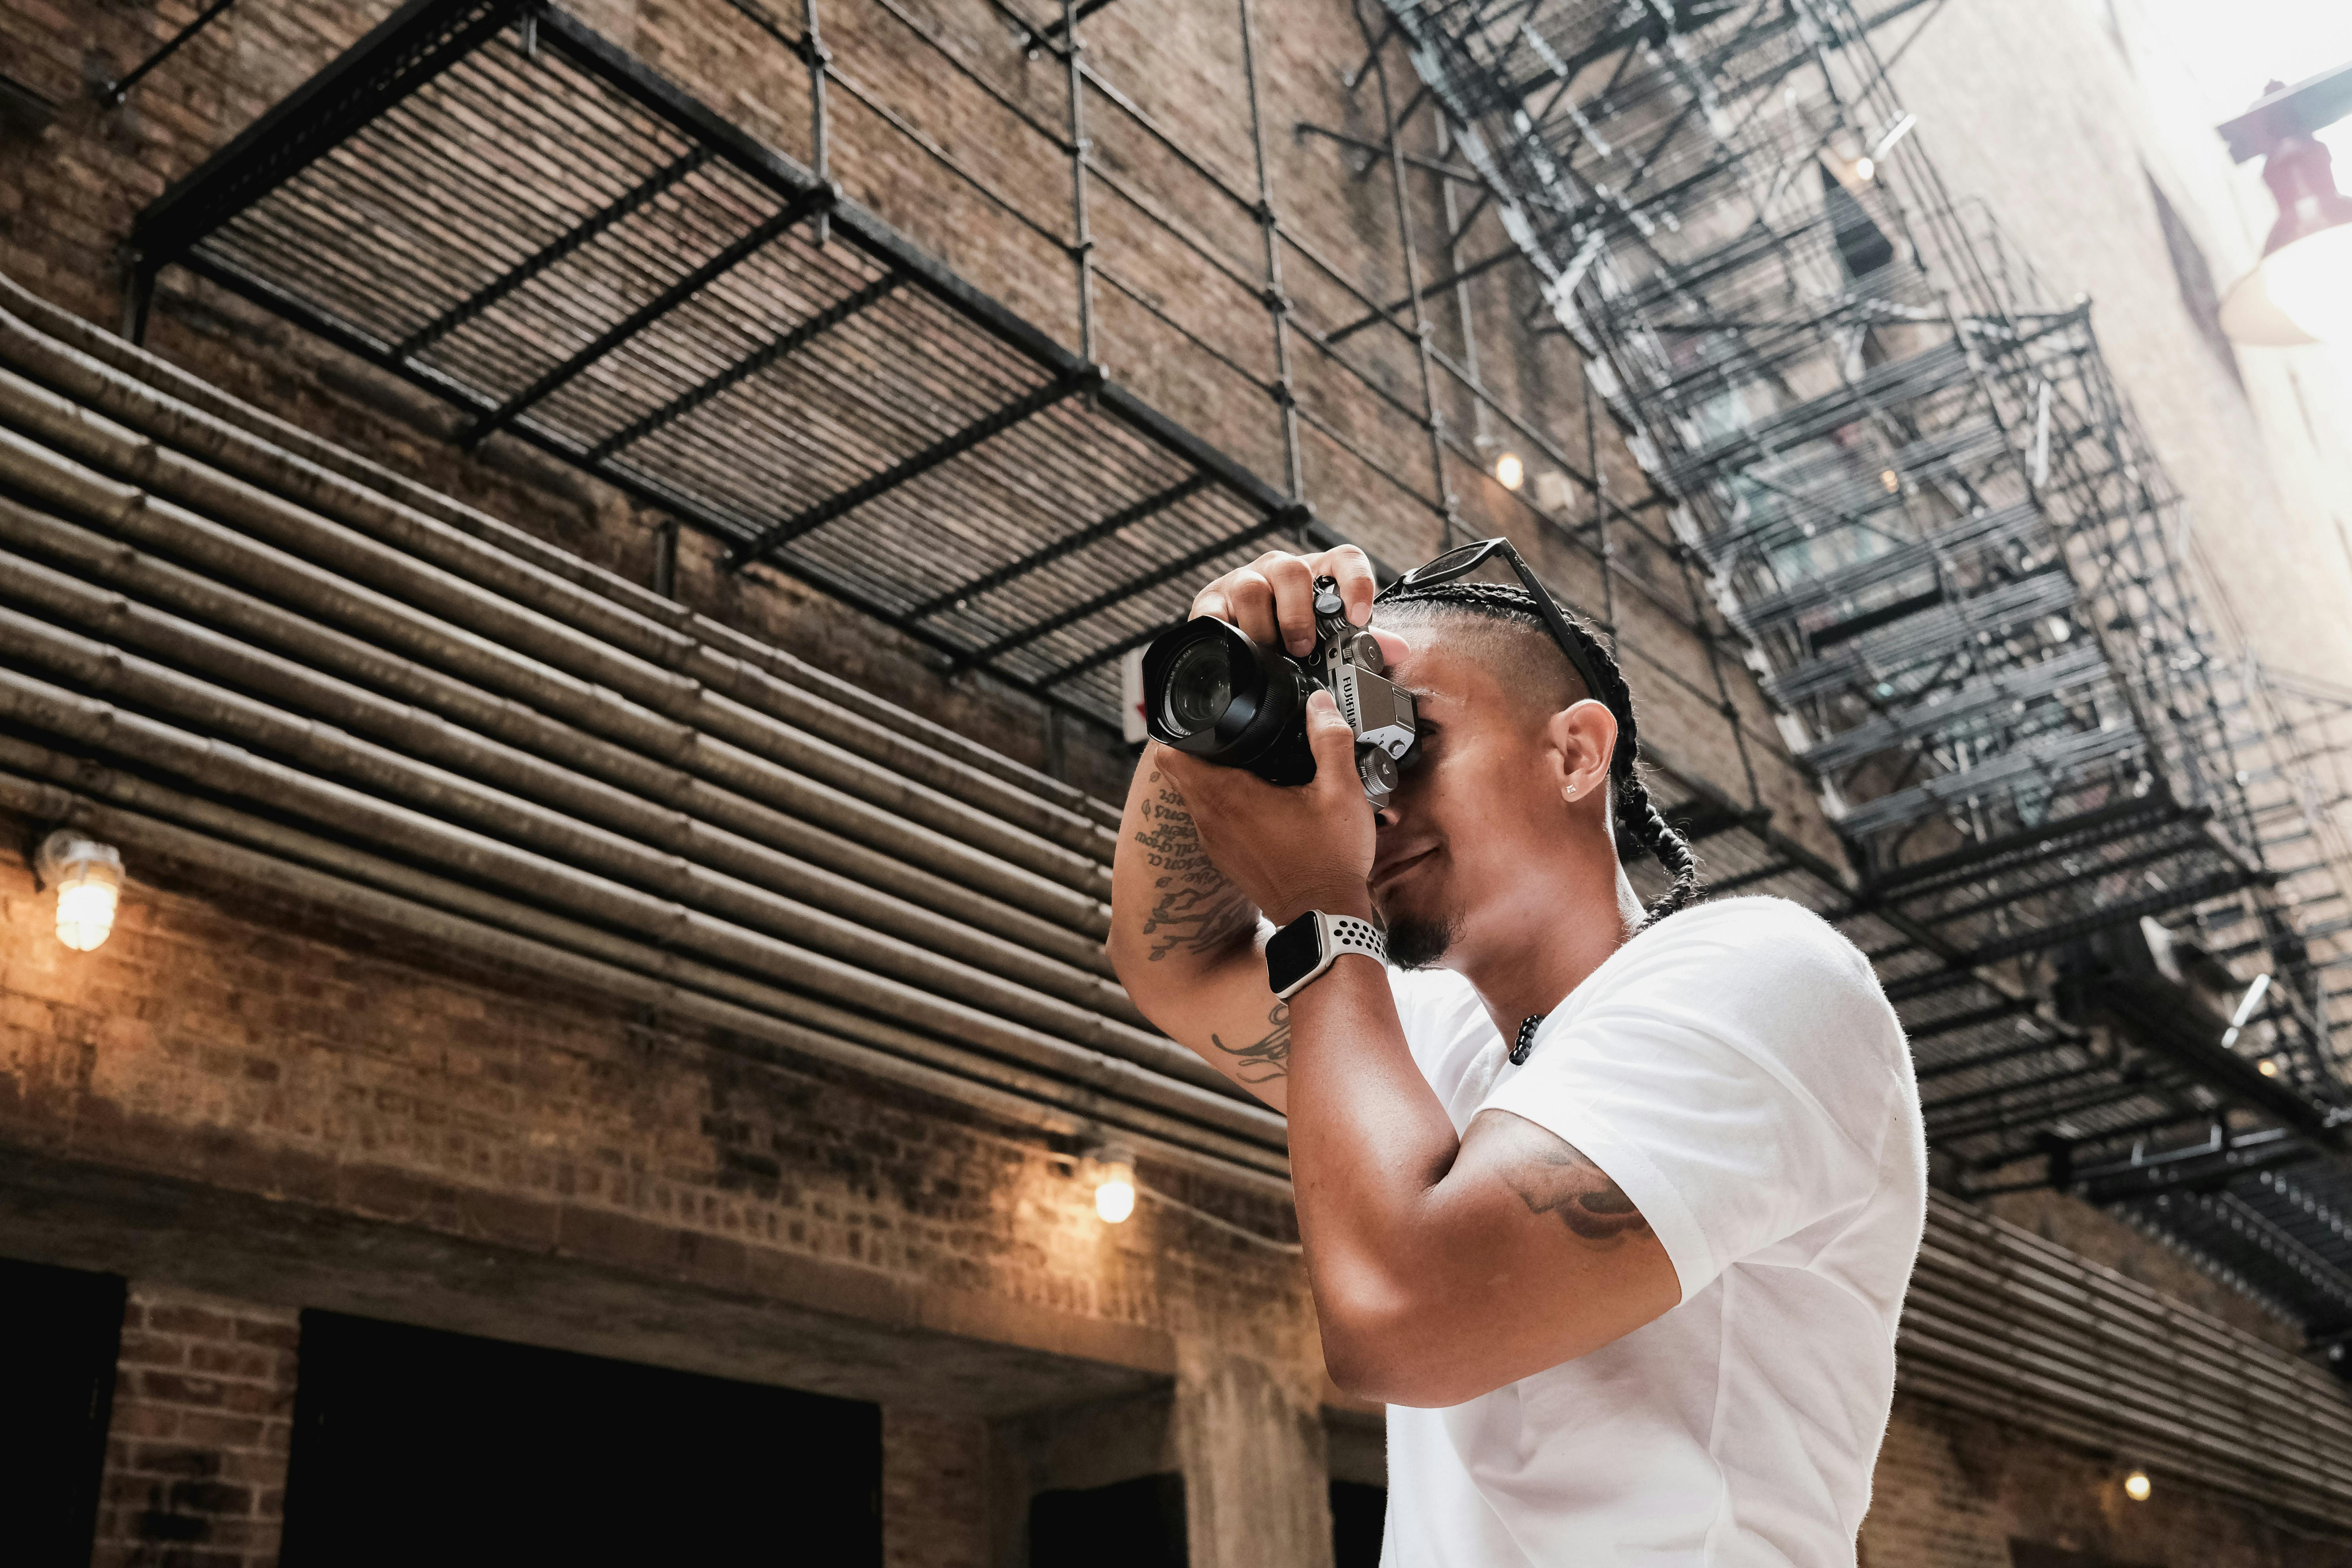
left=1378, top=537, right=1613, bottom=726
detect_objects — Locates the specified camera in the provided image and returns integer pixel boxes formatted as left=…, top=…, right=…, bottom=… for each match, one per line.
left=1140, top=576, right=1419, bottom=807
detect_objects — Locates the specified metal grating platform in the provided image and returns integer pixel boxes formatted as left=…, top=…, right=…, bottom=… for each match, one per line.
left=1375, top=0, right=2352, bottom=1352
left=126, top=0, right=1307, bottom=724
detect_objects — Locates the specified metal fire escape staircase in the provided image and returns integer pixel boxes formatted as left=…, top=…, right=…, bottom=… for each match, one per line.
left=1376, top=0, right=2352, bottom=1347
left=91, top=0, right=2352, bottom=1354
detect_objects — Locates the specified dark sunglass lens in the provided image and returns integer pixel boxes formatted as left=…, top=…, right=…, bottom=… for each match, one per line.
left=1161, top=637, right=1236, bottom=736
left=1406, top=541, right=1494, bottom=583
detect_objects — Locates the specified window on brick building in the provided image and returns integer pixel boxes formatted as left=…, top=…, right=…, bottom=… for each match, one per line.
left=0, top=1256, right=125, bottom=1568
left=279, top=1311, right=882, bottom=1566
left=1029, top=1472, right=1187, bottom=1566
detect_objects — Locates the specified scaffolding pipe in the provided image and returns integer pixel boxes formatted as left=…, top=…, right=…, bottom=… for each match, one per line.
left=0, top=759, right=1292, bottom=1186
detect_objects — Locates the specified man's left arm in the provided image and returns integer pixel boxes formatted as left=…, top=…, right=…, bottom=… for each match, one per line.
left=1158, top=695, right=1681, bottom=1408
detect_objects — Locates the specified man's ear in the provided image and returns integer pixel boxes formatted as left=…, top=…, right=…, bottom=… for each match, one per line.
left=1541, top=700, right=1617, bottom=808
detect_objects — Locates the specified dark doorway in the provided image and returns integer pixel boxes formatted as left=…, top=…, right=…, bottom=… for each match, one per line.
left=279, top=1311, right=881, bottom=1567
left=1331, top=1479, right=1386, bottom=1568
left=1029, top=1472, right=1187, bottom=1567
left=0, top=1255, right=125, bottom=1568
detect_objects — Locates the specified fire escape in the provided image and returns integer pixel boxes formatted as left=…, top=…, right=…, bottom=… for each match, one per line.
left=1372, top=0, right=2352, bottom=1343
left=91, top=0, right=2352, bottom=1357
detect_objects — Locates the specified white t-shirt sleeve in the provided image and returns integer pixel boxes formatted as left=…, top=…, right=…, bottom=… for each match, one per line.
left=1478, top=900, right=1901, bottom=1303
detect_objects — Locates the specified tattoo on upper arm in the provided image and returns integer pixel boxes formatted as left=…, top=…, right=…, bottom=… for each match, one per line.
left=1209, top=1001, right=1290, bottom=1084
left=1497, top=1123, right=1652, bottom=1247
left=1133, top=764, right=1256, bottom=962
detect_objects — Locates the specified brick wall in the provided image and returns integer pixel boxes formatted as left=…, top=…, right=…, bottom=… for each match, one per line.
left=94, top=1284, right=298, bottom=1568
left=0, top=0, right=1803, bottom=832
left=884, top=1409, right=992, bottom=1568
left=1862, top=1393, right=2352, bottom=1568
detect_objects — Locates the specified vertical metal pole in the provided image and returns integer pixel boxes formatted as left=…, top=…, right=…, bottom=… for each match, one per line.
left=1437, top=114, right=1490, bottom=457
left=121, top=257, right=157, bottom=347
left=1062, top=0, right=1098, bottom=365
left=653, top=518, right=679, bottom=599
left=1365, top=29, right=1456, bottom=543
left=801, top=0, right=830, bottom=245
left=1236, top=0, right=1303, bottom=511
left=1586, top=373, right=1615, bottom=637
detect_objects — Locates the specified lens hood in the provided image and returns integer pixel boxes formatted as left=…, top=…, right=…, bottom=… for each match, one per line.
left=1140, top=617, right=1316, bottom=786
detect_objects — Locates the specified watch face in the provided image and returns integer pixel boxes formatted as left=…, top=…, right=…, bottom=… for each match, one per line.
left=1265, top=913, right=1326, bottom=996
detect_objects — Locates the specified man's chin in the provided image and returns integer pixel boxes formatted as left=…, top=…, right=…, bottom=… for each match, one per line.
left=1380, top=899, right=1462, bottom=971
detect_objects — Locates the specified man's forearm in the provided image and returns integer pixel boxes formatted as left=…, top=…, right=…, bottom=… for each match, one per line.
left=1113, top=748, right=1259, bottom=968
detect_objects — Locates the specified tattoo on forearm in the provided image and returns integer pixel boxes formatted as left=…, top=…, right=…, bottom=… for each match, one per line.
left=1133, top=764, right=1256, bottom=962
left=1209, top=1001, right=1290, bottom=1084
left=1501, top=1129, right=1652, bottom=1247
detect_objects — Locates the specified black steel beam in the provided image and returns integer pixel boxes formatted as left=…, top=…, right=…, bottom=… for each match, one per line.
left=1933, top=1076, right=2181, bottom=1146
left=466, top=187, right=835, bottom=446
left=584, top=270, right=905, bottom=464
left=546, top=10, right=1308, bottom=529
left=396, top=146, right=715, bottom=359
left=905, top=473, right=1214, bottom=622
left=1857, top=795, right=2194, bottom=907
left=1915, top=1029, right=2089, bottom=1083
left=2060, top=969, right=2350, bottom=1151
left=2076, top=1128, right=2314, bottom=1202
left=101, top=0, right=243, bottom=105
left=132, top=0, right=530, bottom=262
left=1923, top=1058, right=2124, bottom=1118
left=964, top=508, right=1296, bottom=674
left=1906, top=996, right=2038, bottom=1046
left=728, top=370, right=1096, bottom=570
left=1699, top=860, right=1793, bottom=896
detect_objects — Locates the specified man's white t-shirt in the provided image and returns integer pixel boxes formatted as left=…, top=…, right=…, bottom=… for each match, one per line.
left=1378, top=896, right=1924, bottom=1568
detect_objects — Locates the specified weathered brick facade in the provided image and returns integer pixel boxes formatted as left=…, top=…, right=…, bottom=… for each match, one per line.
left=2, top=1, right=2349, bottom=1564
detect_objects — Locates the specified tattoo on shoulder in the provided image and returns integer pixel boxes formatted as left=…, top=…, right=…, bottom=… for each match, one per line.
left=1133, top=766, right=1255, bottom=962
left=1209, top=1001, right=1290, bottom=1085
left=1498, top=1124, right=1652, bottom=1247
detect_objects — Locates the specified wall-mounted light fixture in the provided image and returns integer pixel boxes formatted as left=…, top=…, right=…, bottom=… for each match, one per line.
left=34, top=831, right=125, bottom=952
left=2217, top=65, right=2352, bottom=345
left=2123, top=1467, right=2152, bottom=1503
left=1093, top=1146, right=1137, bottom=1224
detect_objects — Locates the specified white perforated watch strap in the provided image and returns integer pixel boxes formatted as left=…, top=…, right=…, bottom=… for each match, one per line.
left=1277, top=911, right=1387, bottom=1000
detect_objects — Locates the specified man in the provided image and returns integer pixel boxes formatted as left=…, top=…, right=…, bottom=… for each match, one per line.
left=1109, top=543, right=1925, bottom=1566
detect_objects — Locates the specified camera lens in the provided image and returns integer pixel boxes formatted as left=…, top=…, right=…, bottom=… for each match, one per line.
left=1162, top=637, right=1234, bottom=737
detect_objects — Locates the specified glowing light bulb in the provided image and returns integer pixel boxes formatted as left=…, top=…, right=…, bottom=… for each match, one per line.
left=1494, top=452, right=1525, bottom=491
left=2259, top=1058, right=2280, bottom=1078
left=2123, top=1469, right=2151, bottom=1503
left=1853, top=155, right=1876, bottom=182
left=35, top=833, right=124, bottom=953
left=1879, top=468, right=1900, bottom=494
left=2265, top=227, right=2352, bottom=344
left=1094, top=1150, right=1136, bottom=1224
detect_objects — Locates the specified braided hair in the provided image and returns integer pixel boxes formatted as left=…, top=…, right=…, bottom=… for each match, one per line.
left=1374, top=579, right=1704, bottom=931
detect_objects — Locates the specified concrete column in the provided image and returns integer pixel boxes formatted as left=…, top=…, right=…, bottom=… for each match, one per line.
left=1174, top=1347, right=1334, bottom=1568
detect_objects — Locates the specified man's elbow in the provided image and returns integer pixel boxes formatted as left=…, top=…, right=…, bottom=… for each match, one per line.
left=1318, top=1294, right=1491, bottom=1410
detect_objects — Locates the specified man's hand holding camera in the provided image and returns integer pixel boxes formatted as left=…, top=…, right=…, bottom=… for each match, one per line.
left=1154, top=686, right=1375, bottom=927
left=1150, top=543, right=1408, bottom=927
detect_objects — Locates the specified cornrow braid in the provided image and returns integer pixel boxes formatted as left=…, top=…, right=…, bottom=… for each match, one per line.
left=1375, top=579, right=1704, bottom=931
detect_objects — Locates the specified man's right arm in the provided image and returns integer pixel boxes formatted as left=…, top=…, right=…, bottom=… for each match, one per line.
left=1108, top=747, right=1296, bottom=1111
left=1106, top=543, right=1382, bottom=1112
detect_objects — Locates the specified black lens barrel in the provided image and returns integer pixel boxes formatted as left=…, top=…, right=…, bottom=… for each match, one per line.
left=1139, top=617, right=1318, bottom=786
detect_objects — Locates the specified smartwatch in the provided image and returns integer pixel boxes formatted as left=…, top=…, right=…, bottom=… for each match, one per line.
left=1265, top=910, right=1387, bottom=1000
